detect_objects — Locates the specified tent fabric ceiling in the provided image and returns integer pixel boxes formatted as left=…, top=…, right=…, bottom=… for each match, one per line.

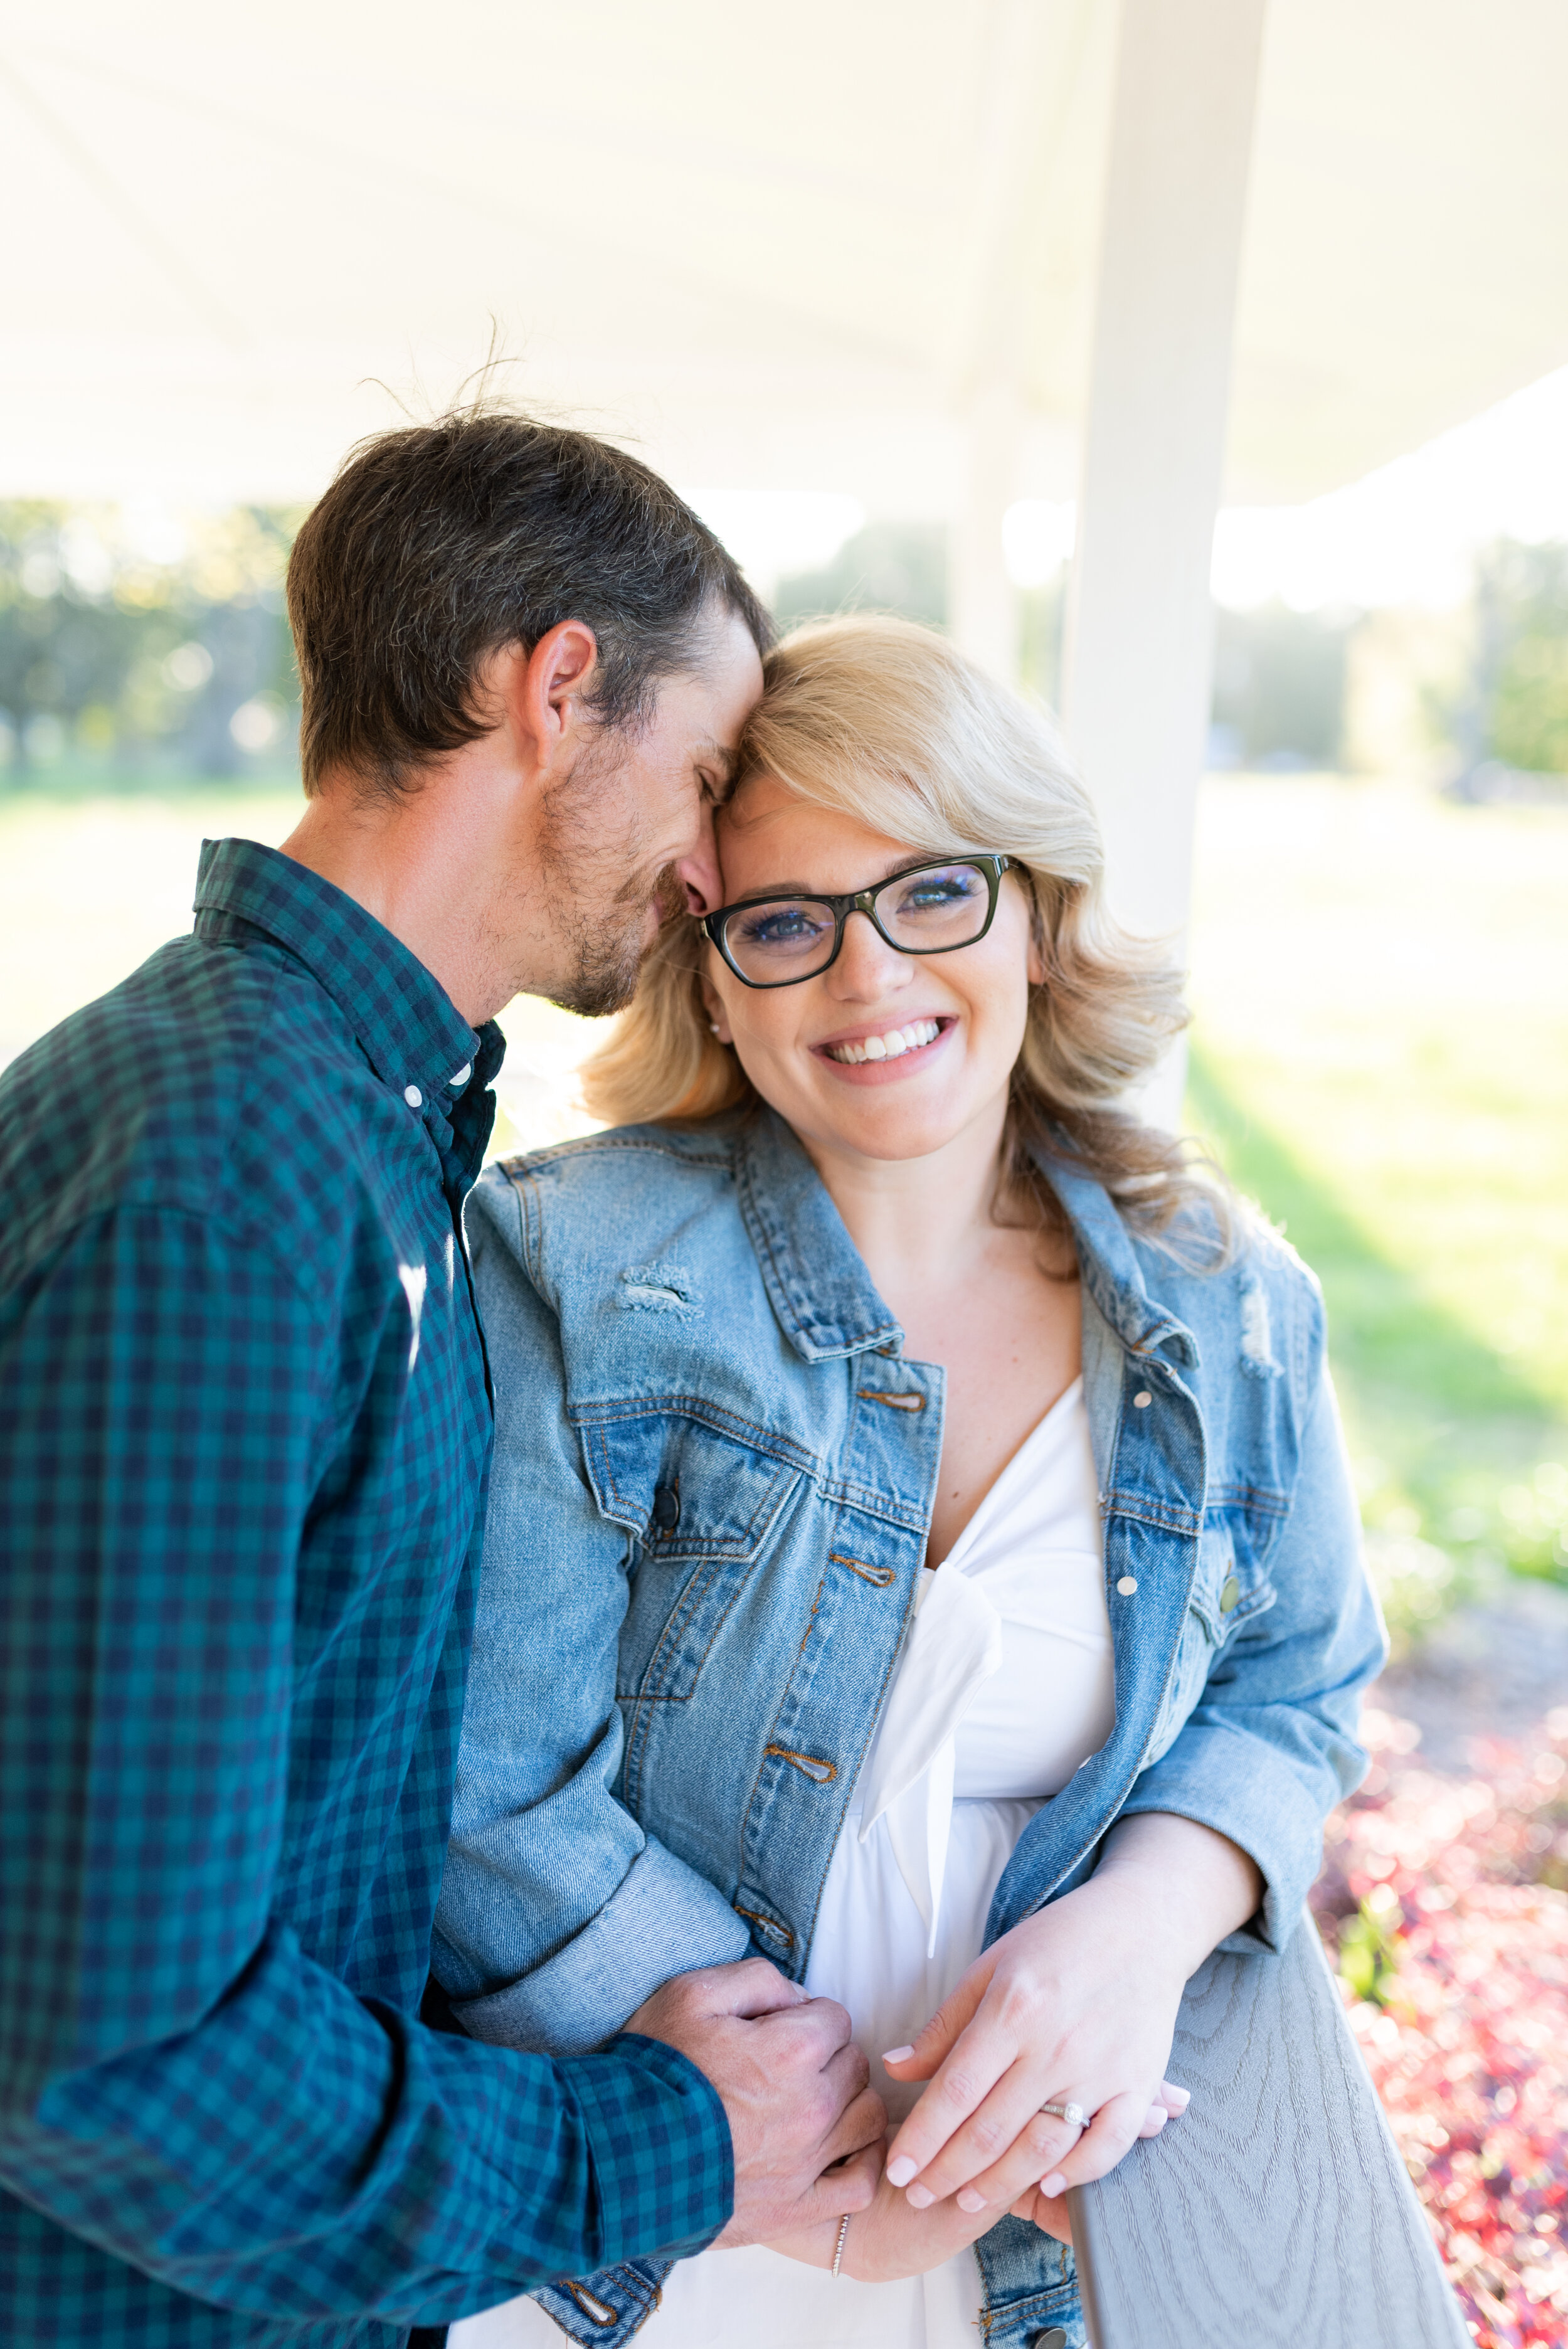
left=2, top=0, right=1565, bottom=508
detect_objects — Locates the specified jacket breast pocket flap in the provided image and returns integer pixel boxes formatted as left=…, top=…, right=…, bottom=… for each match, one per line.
left=573, top=1408, right=805, bottom=1562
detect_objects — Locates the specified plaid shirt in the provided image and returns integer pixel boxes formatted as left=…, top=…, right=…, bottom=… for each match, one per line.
left=0, top=840, right=733, bottom=2349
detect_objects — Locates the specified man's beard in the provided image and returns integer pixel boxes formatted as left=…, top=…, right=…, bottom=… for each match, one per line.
left=536, top=746, right=689, bottom=1017
left=547, top=861, right=686, bottom=1019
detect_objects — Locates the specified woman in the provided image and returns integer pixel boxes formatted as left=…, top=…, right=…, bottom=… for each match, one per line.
left=435, top=617, right=1384, bottom=2349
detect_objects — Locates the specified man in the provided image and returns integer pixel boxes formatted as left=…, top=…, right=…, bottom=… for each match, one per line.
left=0, top=411, right=882, bottom=2348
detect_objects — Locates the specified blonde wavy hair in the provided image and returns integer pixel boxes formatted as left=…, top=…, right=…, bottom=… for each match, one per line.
left=583, top=614, right=1229, bottom=1256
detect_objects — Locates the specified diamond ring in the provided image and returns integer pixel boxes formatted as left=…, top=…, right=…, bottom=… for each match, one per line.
left=1039, top=2099, right=1088, bottom=2131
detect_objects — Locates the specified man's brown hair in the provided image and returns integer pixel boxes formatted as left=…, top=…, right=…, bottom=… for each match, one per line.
left=287, top=409, right=771, bottom=798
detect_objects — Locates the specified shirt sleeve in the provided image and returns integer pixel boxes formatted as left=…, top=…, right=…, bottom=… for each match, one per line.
left=0, top=1206, right=733, bottom=2326
left=1118, top=1360, right=1389, bottom=1951
left=433, top=1193, right=750, bottom=2055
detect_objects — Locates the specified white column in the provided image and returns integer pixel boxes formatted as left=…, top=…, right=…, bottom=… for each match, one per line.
left=1062, top=0, right=1267, bottom=1115
left=950, top=381, right=1023, bottom=682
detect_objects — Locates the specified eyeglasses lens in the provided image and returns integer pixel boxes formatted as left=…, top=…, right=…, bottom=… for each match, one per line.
left=873, top=863, right=991, bottom=951
left=720, top=864, right=990, bottom=984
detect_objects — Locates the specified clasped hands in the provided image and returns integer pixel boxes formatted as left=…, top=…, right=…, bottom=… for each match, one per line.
left=629, top=1841, right=1215, bottom=2279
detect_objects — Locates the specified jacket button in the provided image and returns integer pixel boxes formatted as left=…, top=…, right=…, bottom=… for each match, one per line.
left=1221, top=1573, right=1241, bottom=1611
left=651, top=1483, right=680, bottom=1533
left=1132, top=1389, right=1152, bottom=1408
left=1116, top=1575, right=1138, bottom=1596
left=1028, top=2331, right=1069, bottom=2348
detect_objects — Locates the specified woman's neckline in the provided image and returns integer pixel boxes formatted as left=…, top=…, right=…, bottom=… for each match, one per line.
left=924, top=1374, right=1086, bottom=1576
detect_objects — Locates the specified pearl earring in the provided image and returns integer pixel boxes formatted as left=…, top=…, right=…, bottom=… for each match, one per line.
left=709, top=1022, right=723, bottom=1036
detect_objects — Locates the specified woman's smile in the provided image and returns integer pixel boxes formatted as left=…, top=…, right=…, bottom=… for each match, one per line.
left=816, top=1014, right=953, bottom=1074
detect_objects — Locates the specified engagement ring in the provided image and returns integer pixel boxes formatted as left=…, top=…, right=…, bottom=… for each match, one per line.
left=1039, top=2100, right=1088, bottom=2131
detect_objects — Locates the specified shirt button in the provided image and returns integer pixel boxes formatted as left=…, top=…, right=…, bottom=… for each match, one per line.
left=450, top=1063, right=472, bottom=1088
left=1117, top=1575, right=1138, bottom=1596
left=1133, top=1389, right=1153, bottom=1408
left=403, top=1084, right=423, bottom=1108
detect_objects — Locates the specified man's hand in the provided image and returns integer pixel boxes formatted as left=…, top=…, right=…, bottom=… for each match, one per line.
left=627, top=1958, right=886, bottom=2247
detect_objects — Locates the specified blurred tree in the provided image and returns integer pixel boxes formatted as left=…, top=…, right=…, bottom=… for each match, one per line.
left=0, top=502, right=302, bottom=785
left=773, top=522, right=948, bottom=632
left=1483, top=541, right=1568, bottom=777
left=1209, top=601, right=1353, bottom=768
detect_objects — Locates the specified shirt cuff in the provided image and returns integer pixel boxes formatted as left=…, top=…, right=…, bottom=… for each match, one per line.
left=452, top=1838, right=750, bottom=2055
left=559, top=2033, right=734, bottom=2264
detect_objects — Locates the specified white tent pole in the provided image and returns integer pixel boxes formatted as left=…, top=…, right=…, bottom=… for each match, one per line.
left=1062, top=0, right=1267, bottom=1118
left=950, top=380, right=1023, bottom=683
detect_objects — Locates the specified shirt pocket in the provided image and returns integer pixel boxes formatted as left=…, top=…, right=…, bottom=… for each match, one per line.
left=1142, top=1510, right=1277, bottom=1766
left=572, top=1405, right=805, bottom=1702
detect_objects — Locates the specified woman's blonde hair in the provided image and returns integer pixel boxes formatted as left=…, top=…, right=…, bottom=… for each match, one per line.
left=583, top=614, right=1229, bottom=1257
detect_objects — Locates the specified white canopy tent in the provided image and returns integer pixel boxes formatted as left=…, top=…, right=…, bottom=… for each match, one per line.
left=4, top=0, right=1566, bottom=992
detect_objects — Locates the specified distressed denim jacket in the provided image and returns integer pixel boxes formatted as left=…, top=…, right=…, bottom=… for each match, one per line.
left=435, top=1107, right=1384, bottom=2349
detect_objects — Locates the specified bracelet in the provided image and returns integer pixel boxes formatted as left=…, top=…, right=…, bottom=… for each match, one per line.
left=831, top=2213, right=850, bottom=2278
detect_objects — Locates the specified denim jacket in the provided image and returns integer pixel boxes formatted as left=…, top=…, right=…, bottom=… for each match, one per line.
left=435, top=1107, right=1384, bottom=2349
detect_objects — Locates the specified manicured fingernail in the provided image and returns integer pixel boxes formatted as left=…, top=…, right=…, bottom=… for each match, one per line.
left=957, top=2188, right=986, bottom=2214
left=1167, top=2085, right=1191, bottom=2108
left=886, top=2156, right=917, bottom=2188
left=881, top=2045, right=916, bottom=2064
left=1041, top=2173, right=1066, bottom=2198
left=1148, top=2108, right=1168, bottom=2132
left=906, top=2183, right=936, bottom=2208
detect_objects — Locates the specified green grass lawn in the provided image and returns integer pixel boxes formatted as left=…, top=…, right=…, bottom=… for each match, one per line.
left=4, top=772, right=1564, bottom=1639
left=1186, top=776, right=1568, bottom=1635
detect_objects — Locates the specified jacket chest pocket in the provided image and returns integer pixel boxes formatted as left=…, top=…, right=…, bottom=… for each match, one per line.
left=1143, top=1511, right=1277, bottom=1768
left=573, top=1407, right=806, bottom=1702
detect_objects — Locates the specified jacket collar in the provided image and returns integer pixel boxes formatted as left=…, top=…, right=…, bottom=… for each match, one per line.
left=193, top=838, right=504, bottom=1118
left=1036, top=1148, right=1200, bottom=1369
left=734, top=1105, right=1199, bottom=1372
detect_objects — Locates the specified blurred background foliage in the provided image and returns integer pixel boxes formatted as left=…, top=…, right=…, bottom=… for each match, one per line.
left=0, top=501, right=302, bottom=785
left=5, top=499, right=1568, bottom=794
left=2, top=502, right=1564, bottom=1652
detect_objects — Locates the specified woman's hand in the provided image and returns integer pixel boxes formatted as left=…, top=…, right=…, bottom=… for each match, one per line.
left=765, top=2140, right=1002, bottom=2280
left=879, top=1813, right=1263, bottom=2240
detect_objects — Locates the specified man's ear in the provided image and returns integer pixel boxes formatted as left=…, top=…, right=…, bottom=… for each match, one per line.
left=698, top=970, right=733, bottom=1044
left=494, top=620, right=600, bottom=775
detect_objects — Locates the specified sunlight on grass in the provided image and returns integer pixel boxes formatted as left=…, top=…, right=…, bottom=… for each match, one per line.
left=1187, top=776, right=1568, bottom=1632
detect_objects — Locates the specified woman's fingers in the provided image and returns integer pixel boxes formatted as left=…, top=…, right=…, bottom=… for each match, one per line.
left=904, top=2077, right=1087, bottom=2212
left=1032, top=2089, right=1145, bottom=2202
left=882, top=2025, right=1020, bottom=2193
left=881, top=1959, right=994, bottom=2091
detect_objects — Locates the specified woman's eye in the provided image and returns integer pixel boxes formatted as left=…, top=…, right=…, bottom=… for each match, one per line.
left=897, top=871, right=980, bottom=915
left=739, top=905, right=829, bottom=949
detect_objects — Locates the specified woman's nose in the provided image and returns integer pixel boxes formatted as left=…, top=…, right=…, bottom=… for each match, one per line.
left=827, top=909, right=914, bottom=998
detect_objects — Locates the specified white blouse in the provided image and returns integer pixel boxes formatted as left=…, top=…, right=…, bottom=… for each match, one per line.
left=453, top=1377, right=1113, bottom=2349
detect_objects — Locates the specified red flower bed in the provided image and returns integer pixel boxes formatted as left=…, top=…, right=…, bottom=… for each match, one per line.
left=1311, top=1703, right=1568, bottom=2347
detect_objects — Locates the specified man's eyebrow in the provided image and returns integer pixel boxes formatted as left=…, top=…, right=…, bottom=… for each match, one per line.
left=696, top=738, right=739, bottom=784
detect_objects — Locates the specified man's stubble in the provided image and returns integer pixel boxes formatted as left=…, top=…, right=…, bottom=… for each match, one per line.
left=534, top=741, right=690, bottom=1019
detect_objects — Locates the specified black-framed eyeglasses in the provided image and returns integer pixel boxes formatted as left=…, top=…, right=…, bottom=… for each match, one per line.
left=701, top=854, right=1014, bottom=990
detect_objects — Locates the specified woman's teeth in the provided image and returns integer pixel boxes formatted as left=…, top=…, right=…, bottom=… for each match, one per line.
left=826, top=1019, right=941, bottom=1066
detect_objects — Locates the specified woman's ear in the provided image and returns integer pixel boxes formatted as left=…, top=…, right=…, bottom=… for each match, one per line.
left=1026, top=933, right=1047, bottom=989
left=699, top=971, right=733, bottom=1044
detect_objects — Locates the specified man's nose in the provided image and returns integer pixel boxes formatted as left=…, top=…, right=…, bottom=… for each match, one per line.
left=674, top=801, right=722, bottom=916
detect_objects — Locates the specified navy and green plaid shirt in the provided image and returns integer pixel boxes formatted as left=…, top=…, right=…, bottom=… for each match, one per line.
left=0, top=839, right=733, bottom=2348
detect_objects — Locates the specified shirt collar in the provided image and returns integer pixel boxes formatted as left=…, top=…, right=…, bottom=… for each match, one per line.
left=192, top=837, right=503, bottom=1120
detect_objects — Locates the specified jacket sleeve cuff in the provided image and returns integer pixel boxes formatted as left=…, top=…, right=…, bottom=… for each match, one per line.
left=561, top=2034, right=734, bottom=2264
left=1117, top=1709, right=1362, bottom=1953
left=452, top=1838, right=751, bottom=2055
